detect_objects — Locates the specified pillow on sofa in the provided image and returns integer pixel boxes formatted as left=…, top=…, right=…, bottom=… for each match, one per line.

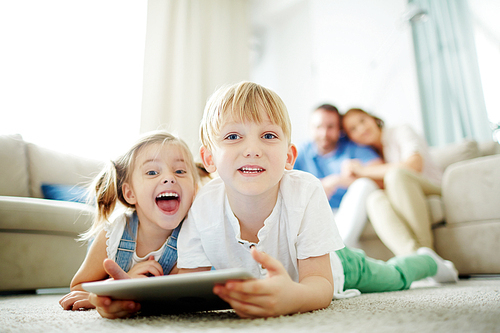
left=478, top=140, right=500, bottom=156
left=429, top=139, right=480, bottom=171
left=41, top=184, right=89, bottom=204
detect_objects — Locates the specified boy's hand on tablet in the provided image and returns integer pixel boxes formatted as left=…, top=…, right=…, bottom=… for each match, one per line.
left=213, top=247, right=299, bottom=318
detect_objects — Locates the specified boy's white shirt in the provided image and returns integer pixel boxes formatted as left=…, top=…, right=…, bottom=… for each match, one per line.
left=178, top=169, right=359, bottom=298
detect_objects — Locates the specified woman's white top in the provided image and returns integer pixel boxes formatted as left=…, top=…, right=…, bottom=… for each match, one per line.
left=382, top=125, right=443, bottom=184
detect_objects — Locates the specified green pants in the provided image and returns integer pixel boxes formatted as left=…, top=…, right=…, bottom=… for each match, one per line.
left=336, top=247, right=437, bottom=293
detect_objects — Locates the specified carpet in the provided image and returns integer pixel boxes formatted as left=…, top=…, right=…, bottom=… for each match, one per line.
left=1, top=277, right=499, bottom=333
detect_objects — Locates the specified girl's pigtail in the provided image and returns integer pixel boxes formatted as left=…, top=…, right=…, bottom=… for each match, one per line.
left=95, top=161, right=119, bottom=223
left=79, top=161, right=120, bottom=241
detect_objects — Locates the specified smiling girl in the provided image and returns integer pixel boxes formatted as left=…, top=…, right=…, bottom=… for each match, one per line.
left=60, top=131, right=201, bottom=311
left=341, top=108, right=443, bottom=256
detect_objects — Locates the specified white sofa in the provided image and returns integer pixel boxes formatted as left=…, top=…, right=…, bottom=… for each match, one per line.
left=0, top=134, right=104, bottom=291
left=1, top=133, right=498, bottom=291
left=358, top=139, right=500, bottom=275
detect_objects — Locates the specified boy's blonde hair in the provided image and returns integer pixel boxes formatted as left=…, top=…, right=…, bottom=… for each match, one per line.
left=200, top=81, right=292, bottom=150
left=80, top=131, right=200, bottom=240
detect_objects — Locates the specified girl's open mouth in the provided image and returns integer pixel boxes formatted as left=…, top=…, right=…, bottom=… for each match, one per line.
left=155, top=192, right=180, bottom=214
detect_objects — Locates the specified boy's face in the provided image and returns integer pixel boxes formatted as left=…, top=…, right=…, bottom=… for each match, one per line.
left=201, top=110, right=297, bottom=199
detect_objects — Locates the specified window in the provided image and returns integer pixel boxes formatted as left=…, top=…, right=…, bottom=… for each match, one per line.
left=0, top=1, right=147, bottom=160
left=470, top=0, right=500, bottom=141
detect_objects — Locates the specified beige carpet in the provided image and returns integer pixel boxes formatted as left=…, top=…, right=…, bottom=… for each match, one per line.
left=1, top=277, right=499, bottom=333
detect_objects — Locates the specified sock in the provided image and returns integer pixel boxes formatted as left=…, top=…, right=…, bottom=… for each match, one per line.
left=417, top=247, right=459, bottom=283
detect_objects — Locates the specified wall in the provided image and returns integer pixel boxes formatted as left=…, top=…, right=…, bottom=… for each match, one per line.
left=0, top=1, right=147, bottom=160
left=250, top=0, right=423, bottom=147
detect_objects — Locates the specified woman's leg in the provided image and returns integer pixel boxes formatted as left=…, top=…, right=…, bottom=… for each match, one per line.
left=383, top=168, right=441, bottom=251
left=367, top=190, right=419, bottom=255
left=338, top=247, right=437, bottom=293
left=335, top=178, right=379, bottom=248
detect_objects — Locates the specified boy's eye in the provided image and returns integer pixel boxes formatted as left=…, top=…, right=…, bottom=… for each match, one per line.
left=146, top=170, right=159, bottom=176
left=225, top=133, right=240, bottom=140
left=263, top=133, right=277, bottom=139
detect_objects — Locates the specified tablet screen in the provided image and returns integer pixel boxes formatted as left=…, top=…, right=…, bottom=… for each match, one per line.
left=83, top=268, right=255, bottom=313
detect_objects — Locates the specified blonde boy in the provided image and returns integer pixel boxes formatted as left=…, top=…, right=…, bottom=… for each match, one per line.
left=176, top=81, right=345, bottom=317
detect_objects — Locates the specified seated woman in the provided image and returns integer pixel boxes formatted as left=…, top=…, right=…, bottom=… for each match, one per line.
left=341, top=108, right=442, bottom=256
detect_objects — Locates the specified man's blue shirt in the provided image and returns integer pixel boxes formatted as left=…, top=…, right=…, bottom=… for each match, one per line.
left=294, top=136, right=379, bottom=208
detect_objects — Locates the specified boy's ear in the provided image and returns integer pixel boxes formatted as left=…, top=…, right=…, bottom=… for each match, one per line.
left=200, top=146, right=217, bottom=173
left=122, top=182, right=137, bottom=205
left=285, top=144, right=298, bottom=170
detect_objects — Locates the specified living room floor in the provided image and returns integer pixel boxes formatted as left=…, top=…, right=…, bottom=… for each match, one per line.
left=2, top=276, right=499, bottom=333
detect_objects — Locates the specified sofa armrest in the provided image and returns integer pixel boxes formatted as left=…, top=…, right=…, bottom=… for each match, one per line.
left=442, top=155, right=500, bottom=225
left=0, top=196, right=95, bottom=291
left=0, top=196, right=94, bottom=235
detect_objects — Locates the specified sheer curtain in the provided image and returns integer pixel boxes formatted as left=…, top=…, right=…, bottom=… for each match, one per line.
left=140, top=0, right=250, bottom=155
left=409, top=0, right=491, bottom=146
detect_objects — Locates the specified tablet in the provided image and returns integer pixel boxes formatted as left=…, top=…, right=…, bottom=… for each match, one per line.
left=82, top=268, right=255, bottom=314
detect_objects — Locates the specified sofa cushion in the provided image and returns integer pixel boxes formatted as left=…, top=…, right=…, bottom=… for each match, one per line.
left=0, top=134, right=30, bottom=197
left=27, top=143, right=104, bottom=198
left=429, top=139, right=480, bottom=171
left=478, top=140, right=500, bottom=156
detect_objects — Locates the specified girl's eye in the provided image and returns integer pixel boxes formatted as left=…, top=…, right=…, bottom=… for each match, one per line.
left=146, top=170, right=158, bottom=176
left=263, top=133, right=277, bottom=139
left=225, top=133, right=240, bottom=140
left=175, top=169, right=187, bottom=175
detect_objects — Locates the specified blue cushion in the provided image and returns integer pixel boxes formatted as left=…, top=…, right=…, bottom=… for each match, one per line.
left=41, top=184, right=88, bottom=204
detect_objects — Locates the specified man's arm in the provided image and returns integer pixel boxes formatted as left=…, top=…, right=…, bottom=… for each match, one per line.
left=320, top=173, right=355, bottom=198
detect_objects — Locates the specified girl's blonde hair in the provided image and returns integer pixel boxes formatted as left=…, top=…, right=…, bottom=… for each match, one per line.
left=80, top=131, right=200, bottom=241
left=200, top=81, right=292, bottom=151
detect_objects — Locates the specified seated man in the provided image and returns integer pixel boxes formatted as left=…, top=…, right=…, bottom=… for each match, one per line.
left=294, top=104, right=382, bottom=247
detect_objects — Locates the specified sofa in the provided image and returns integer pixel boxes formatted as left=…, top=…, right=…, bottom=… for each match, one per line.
left=0, top=134, right=104, bottom=292
left=1, top=134, right=499, bottom=292
left=358, top=139, right=500, bottom=276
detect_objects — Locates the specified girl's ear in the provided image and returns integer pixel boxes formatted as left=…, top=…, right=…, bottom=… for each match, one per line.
left=285, top=144, right=298, bottom=170
left=200, top=146, right=217, bottom=173
left=122, top=182, right=137, bottom=205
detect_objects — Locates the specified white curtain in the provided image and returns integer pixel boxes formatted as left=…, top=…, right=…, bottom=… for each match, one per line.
left=410, top=0, right=491, bottom=146
left=140, top=0, right=250, bottom=156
